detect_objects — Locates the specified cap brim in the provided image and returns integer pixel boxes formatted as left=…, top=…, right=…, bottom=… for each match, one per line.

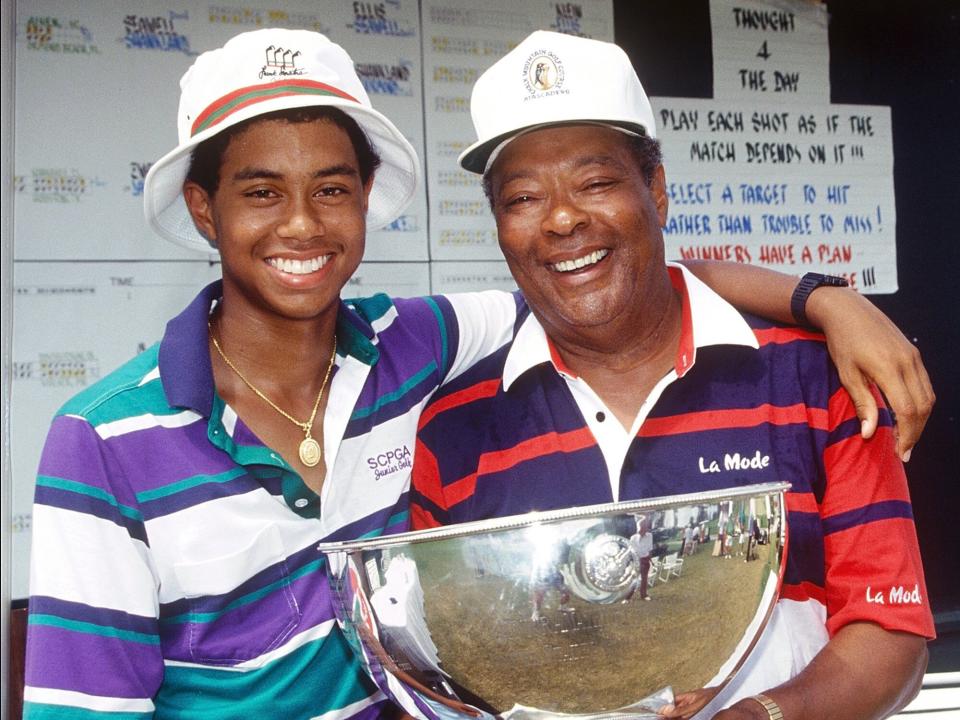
left=144, top=95, right=420, bottom=253
left=458, top=119, right=652, bottom=175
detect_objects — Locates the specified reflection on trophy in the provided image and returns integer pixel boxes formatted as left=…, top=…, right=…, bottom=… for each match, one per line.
left=320, top=482, right=788, bottom=720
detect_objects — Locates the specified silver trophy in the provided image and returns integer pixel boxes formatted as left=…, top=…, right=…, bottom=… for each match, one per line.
left=319, top=482, right=788, bottom=720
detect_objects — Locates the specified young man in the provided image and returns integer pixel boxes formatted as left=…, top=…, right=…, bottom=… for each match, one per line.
left=412, top=31, right=933, bottom=720
left=25, top=28, right=931, bottom=720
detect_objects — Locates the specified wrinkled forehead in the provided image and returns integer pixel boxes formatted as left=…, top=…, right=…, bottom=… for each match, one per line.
left=487, top=123, right=637, bottom=181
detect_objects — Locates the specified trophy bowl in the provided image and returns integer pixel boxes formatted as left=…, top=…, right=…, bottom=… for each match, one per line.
left=318, top=482, right=788, bottom=719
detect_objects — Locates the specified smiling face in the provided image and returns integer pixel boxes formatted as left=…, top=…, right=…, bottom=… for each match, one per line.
left=184, top=117, right=371, bottom=325
left=488, top=124, right=671, bottom=343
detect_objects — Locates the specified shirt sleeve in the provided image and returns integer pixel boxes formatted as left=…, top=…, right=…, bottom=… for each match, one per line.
left=24, top=414, right=162, bottom=719
left=437, top=290, right=518, bottom=385
left=819, top=386, right=935, bottom=639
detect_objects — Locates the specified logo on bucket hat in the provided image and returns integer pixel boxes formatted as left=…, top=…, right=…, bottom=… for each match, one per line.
left=522, top=50, right=565, bottom=96
left=260, top=44, right=304, bottom=78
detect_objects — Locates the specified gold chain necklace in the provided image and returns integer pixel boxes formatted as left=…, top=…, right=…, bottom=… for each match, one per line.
left=208, top=318, right=336, bottom=468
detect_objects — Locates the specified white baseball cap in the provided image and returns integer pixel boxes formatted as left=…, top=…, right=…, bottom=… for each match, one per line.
left=144, top=28, right=420, bottom=253
left=459, top=30, right=657, bottom=174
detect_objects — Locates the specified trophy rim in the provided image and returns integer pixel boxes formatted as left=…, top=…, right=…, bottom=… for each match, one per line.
left=318, top=481, right=790, bottom=552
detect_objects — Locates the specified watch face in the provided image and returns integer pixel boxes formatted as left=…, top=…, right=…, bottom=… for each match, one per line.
left=804, top=273, right=849, bottom=288
left=792, top=273, right=848, bottom=326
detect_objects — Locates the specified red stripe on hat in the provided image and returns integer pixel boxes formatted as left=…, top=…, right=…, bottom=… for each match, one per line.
left=191, top=79, right=359, bottom=136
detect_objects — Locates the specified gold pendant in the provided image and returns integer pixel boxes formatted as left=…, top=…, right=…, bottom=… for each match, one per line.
left=299, top=437, right=321, bottom=467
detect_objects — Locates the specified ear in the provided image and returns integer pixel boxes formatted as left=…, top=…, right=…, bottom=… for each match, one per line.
left=651, top=164, right=668, bottom=226
left=182, top=181, right=218, bottom=247
left=361, top=172, right=374, bottom=215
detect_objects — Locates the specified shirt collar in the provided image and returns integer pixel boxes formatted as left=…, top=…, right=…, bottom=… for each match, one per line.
left=502, top=263, right=758, bottom=391
left=158, top=280, right=381, bottom=415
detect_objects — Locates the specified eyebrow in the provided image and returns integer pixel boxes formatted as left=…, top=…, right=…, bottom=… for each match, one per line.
left=231, top=163, right=359, bottom=182
left=574, top=154, right=622, bottom=170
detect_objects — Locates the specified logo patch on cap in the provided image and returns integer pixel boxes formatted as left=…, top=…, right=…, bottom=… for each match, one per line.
left=522, top=50, right=567, bottom=98
left=260, top=44, right=305, bottom=79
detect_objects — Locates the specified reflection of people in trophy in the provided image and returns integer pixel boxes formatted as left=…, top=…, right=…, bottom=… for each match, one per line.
left=682, top=522, right=696, bottom=557
left=411, top=30, right=934, bottom=720
left=739, top=519, right=750, bottom=558
left=715, top=509, right=729, bottom=558
left=529, top=537, right=572, bottom=621
left=746, top=517, right=760, bottom=561
left=628, top=517, right=653, bottom=601
left=371, top=554, right=446, bottom=677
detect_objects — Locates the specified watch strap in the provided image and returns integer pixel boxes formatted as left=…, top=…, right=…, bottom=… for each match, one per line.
left=790, top=272, right=849, bottom=327
left=749, top=693, right=784, bottom=720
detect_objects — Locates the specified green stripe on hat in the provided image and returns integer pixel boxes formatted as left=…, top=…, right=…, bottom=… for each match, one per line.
left=192, top=83, right=353, bottom=136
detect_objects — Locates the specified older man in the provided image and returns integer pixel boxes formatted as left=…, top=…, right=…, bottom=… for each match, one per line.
left=412, top=31, right=933, bottom=720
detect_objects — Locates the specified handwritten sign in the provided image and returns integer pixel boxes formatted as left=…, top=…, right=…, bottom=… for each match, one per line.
left=701, top=0, right=896, bottom=291
left=654, top=98, right=895, bottom=291
left=710, top=0, right=830, bottom=103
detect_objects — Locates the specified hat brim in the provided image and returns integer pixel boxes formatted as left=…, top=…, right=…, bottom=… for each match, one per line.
left=458, top=119, right=652, bottom=175
left=144, top=94, right=420, bottom=254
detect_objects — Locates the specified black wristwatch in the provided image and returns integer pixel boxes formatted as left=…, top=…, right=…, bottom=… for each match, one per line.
left=790, top=272, right=849, bottom=327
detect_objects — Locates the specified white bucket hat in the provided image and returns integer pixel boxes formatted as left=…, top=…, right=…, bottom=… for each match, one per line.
left=459, top=30, right=657, bottom=174
left=144, top=28, right=420, bottom=252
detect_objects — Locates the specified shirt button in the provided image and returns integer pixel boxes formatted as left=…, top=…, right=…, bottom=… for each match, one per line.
left=596, top=411, right=606, bottom=422
left=295, top=498, right=309, bottom=508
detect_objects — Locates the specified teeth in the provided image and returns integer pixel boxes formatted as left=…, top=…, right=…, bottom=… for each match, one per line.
left=268, top=255, right=329, bottom=275
left=551, top=249, right=608, bottom=273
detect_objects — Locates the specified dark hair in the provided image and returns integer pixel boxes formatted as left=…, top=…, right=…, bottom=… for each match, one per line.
left=186, top=106, right=382, bottom=196
left=627, top=133, right=663, bottom=185
left=481, top=129, right=662, bottom=209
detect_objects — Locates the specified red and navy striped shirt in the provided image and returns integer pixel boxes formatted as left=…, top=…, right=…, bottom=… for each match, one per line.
left=412, top=265, right=933, bottom=709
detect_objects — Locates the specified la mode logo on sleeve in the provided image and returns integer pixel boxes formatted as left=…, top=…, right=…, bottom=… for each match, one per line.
left=866, top=584, right=924, bottom=606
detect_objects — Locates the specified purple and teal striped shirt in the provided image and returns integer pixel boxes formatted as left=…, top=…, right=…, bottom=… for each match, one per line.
left=24, top=280, right=516, bottom=720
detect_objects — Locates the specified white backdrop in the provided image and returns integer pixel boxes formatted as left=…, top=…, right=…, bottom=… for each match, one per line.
left=9, top=0, right=615, bottom=599
left=10, top=0, right=898, bottom=599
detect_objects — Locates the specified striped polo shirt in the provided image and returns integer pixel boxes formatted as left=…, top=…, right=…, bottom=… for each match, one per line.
left=24, top=281, right=518, bottom=720
left=412, top=265, right=934, bottom=713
